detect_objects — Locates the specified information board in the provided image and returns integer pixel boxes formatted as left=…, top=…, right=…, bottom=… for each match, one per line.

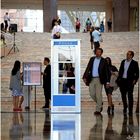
left=23, top=62, right=42, bottom=86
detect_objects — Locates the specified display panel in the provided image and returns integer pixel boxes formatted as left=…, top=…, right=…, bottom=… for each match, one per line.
left=23, top=62, right=42, bottom=86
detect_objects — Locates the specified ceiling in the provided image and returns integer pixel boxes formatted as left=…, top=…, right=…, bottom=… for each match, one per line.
left=1, top=0, right=138, bottom=11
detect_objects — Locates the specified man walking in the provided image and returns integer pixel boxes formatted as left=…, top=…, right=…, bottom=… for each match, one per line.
left=92, top=27, right=101, bottom=54
left=83, top=48, right=110, bottom=115
left=42, top=57, right=51, bottom=109
left=117, top=51, right=139, bottom=116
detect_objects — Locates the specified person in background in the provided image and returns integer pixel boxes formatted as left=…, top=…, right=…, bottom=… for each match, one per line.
left=4, top=12, right=10, bottom=32
left=100, top=21, right=104, bottom=33
left=89, top=26, right=94, bottom=49
left=67, top=67, right=75, bottom=94
left=86, top=18, right=92, bottom=32
left=75, top=17, right=81, bottom=32
left=42, top=57, right=51, bottom=109
left=104, top=57, right=118, bottom=115
left=56, top=16, right=61, bottom=25
left=52, top=21, right=62, bottom=39
left=92, top=27, right=101, bottom=54
left=107, top=18, right=112, bottom=32
left=9, top=60, right=24, bottom=111
left=116, top=51, right=139, bottom=116
left=23, top=86, right=32, bottom=110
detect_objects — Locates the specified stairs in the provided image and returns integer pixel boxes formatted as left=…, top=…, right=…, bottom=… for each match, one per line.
left=1, top=31, right=139, bottom=102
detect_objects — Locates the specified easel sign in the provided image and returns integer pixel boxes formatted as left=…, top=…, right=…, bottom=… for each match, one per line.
left=23, top=62, right=42, bottom=86
left=22, top=62, right=42, bottom=111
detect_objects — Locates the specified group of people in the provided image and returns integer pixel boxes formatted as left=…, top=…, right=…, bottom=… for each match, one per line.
left=75, top=17, right=112, bottom=33
left=83, top=48, right=139, bottom=116
left=9, top=57, right=51, bottom=111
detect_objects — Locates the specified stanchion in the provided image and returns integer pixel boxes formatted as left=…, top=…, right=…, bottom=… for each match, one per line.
left=34, top=85, right=37, bottom=112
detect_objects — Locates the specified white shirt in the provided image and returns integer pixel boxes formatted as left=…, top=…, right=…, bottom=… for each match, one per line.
left=92, top=29, right=101, bottom=42
left=122, top=59, right=132, bottom=78
left=92, top=57, right=101, bottom=77
left=4, top=14, right=10, bottom=21
left=51, top=25, right=62, bottom=37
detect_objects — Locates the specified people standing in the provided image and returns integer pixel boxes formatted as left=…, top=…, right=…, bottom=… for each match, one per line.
left=4, top=12, right=10, bottom=32
left=23, top=85, right=32, bottom=110
left=92, top=27, right=101, bottom=54
left=104, top=57, right=118, bottom=115
left=56, top=16, right=61, bottom=25
left=9, top=60, right=24, bottom=111
left=100, top=21, right=104, bottom=33
left=75, top=17, right=80, bottom=32
left=42, top=57, right=51, bottom=109
left=52, top=21, right=62, bottom=39
left=107, top=18, right=112, bottom=32
left=116, top=51, right=139, bottom=116
left=83, top=48, right=110, bottom=115
left=86, top=18, right=92, bottom=32
left=89, top=26, right=94, bottom=49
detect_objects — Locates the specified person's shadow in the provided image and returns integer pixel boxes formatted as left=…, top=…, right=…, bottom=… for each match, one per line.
left=89, top=114, right=103, bottom=140
left=43, top=110, right=51, bottom=139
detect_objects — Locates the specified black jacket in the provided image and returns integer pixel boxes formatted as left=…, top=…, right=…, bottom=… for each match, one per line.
left=43, top=64, right=51, bottom=90
left=117, top=59, right=139, bottom=85
left=83, top=56, right=110, bottom=85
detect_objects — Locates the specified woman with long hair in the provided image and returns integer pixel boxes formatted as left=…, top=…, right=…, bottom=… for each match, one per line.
left=104, top=57, right=118, bottom=115
left=9, top=60, right=24, bottom=111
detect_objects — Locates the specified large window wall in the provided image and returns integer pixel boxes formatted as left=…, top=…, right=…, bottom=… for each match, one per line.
left=1, top=9, right=105, bottom=33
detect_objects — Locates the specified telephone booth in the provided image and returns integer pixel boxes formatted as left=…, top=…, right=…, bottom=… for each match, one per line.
left=51, top=39, right=81, bottom=113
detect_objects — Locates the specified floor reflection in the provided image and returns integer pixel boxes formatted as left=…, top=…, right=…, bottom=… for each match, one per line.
left=51, top=114, right=80, bottom=140
left=1, top=107, right=139, bottom=140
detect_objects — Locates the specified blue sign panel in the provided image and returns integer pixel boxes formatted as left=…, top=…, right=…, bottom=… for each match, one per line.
left=53, top=95, right=75, bottom=106
left=53, top=121, right=75, bottom=130
left=54, top=41, right=78, bottom=46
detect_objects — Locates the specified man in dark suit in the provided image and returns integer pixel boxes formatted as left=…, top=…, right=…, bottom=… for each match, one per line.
left=42, top=57, right=51, bottom=109
left=83, top=48, right=110, bottom=115
left=117, top=51, right=139, bottom=116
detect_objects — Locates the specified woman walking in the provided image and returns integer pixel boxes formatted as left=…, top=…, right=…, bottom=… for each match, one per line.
left=104, top=57, right=118, bottom=115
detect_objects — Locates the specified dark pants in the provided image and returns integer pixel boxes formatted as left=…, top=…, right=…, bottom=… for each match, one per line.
left=93, top=41, right=100, bottom=54
left=119, top=79, right=134, bottom=114
left=4, top=20, right=8, bottom=31
left=43, top=88, right=51, bottom=107
left=53, top=34, right=60, bottom=39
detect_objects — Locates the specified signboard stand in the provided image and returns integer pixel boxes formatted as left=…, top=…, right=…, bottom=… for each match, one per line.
left=22, top=62, right=42, bottom=112
left=34, top=85, right=37, bottom=112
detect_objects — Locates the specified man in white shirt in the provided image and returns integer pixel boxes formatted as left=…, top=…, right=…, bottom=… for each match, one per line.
left=4, top=12, right=10, bottom=32
left=92, top=27, right=101, bottom=54
left=52, top=21, right=62, bottom=39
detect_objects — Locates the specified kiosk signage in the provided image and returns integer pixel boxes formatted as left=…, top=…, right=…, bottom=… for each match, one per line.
left=51, top=39, right=81, bottom=113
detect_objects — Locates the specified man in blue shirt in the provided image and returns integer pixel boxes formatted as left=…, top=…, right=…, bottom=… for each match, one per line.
left=83, top=48, right=110, bottom=115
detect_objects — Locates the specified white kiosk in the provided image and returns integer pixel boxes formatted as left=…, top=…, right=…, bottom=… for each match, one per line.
left=51, top=39, right=81, bottom=113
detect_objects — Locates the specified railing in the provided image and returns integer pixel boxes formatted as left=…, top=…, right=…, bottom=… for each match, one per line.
left=1, top=31, right=21, bottom=58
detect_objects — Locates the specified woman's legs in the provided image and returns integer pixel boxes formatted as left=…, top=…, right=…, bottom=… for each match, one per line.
left=107, top=93, right=114, bottom=115
left=19, top=96, right=24, bottom=108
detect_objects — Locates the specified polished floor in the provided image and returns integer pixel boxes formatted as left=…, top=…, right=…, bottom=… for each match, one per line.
left=1, top=105, right=139, bottom=140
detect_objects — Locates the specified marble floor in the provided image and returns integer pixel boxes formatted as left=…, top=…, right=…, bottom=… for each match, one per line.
left=1, top=105, right=139, bottom=140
